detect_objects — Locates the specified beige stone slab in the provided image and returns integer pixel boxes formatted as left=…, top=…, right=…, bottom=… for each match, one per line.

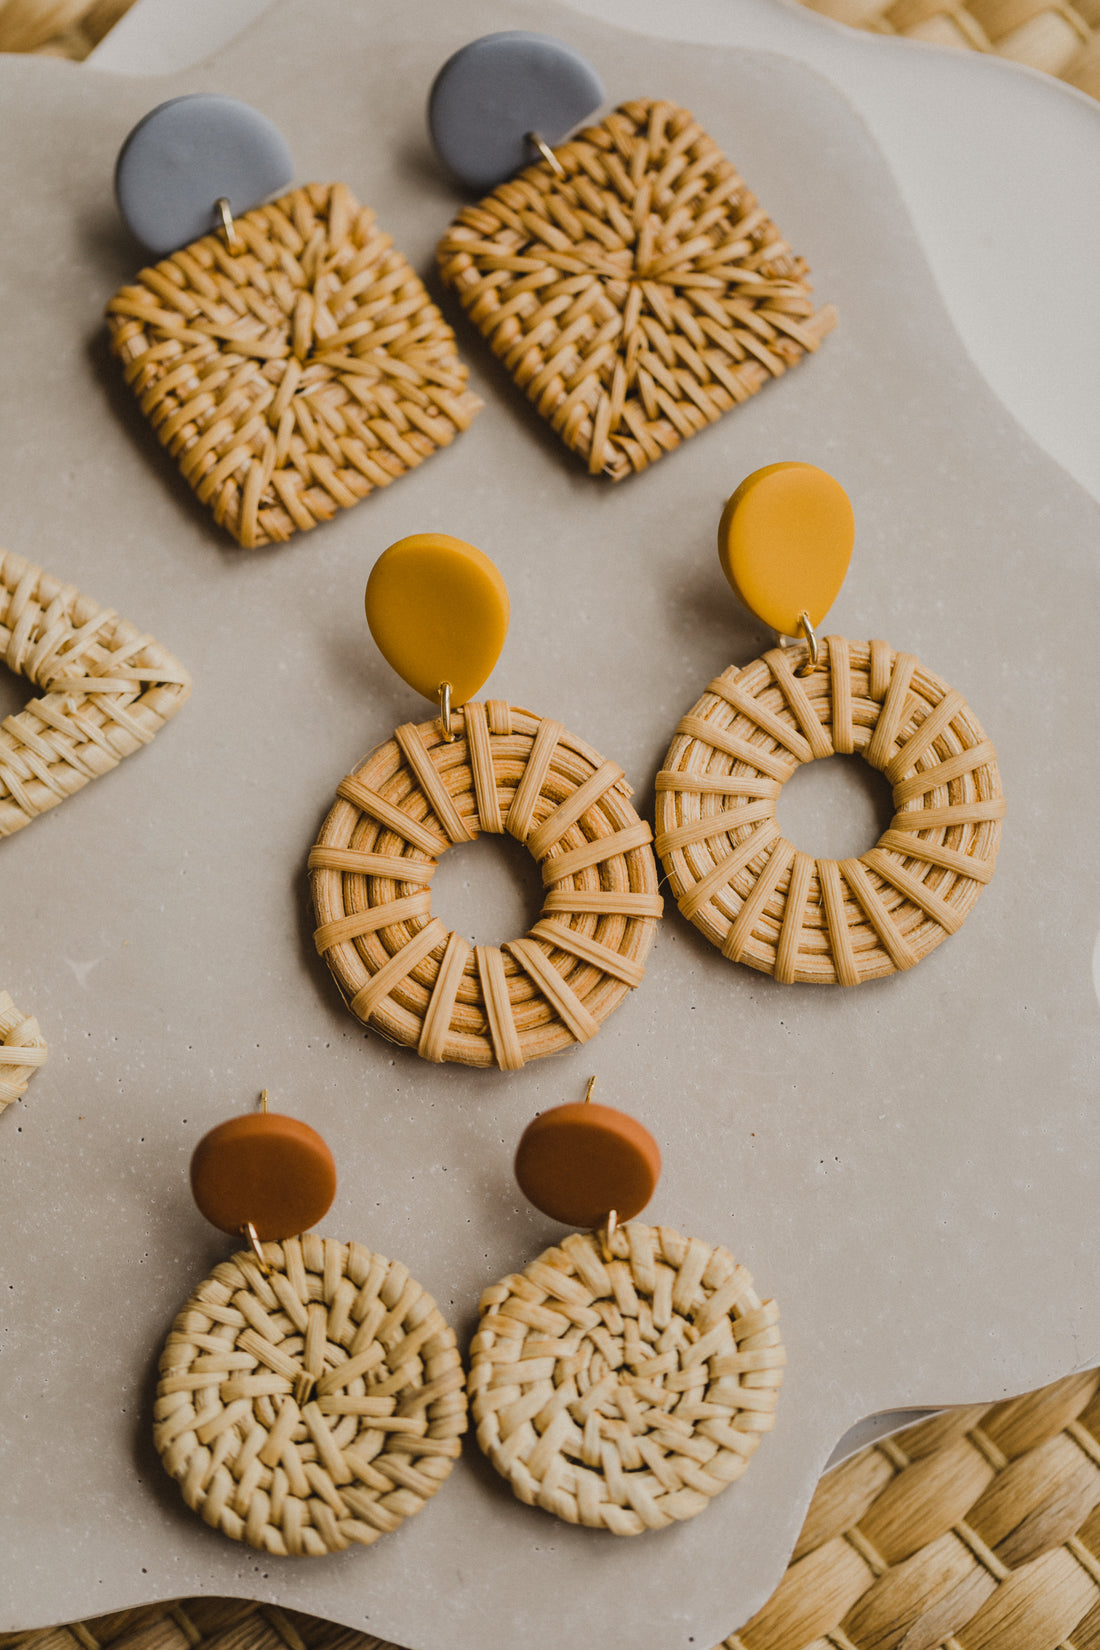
left=0, top=0, right=1096, bottom=1645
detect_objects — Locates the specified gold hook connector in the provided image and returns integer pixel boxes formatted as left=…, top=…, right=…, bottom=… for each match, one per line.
left=215, top=196, right=242, bottom=253
left=438, top=681, right=455, bottom=743
left=598, top=1208, right=619, bottom=1264
left=795, top=611, right=820, bottom=678
left=241, top=1220, right=271, bottom=1275
left=526, top=131, right=566, bottom=177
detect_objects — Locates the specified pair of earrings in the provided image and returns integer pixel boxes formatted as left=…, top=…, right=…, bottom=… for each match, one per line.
left=307, top=465, right=1004, bottom=1071
left=155, top=1082, right=783, bottom=1549
left=104, top=29, right=836, bottom=544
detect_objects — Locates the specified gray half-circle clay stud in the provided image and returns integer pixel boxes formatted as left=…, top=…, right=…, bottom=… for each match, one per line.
left=114, top=93, right=294, bottom=257
left=428, top=30, right=605, bottom=193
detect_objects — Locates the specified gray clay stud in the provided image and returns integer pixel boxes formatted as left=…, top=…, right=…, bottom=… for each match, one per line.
left=428, top=31, right=605, bottom=193
left=115, top=93, right=294, bottom=256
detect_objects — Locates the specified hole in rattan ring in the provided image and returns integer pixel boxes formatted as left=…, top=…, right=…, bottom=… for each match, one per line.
left=308, top=702, right=663, bottom=1069
left=655, top=637, right=1004, bottom=986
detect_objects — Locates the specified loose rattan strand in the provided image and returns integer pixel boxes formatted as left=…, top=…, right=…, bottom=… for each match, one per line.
left=106, top=183, right=481, bottom=548
left=437, top=99, right=836, bottom=482
left=469, top=1221, right=784, bottom=1534
left=5, top=1365, right=1100, bottom=1647
left=656, top=637, right=1004, bottom=983
left=0, top=549, right=191, bottom=836
left=309, top=702, right=662, bottom=1069
left=0, top=990, right=46, bottom=1114
left=154, top=1234, right=467, bottom=1557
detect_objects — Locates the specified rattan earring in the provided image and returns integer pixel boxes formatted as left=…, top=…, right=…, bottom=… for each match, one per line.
left=153, top=1091, right=467, bottom=1555
left=655, top=463, right=1005, bottom=984
left=468, top=1077, right=785, bottom=1533
left=106, top=94, right=480, bottom=548
left=308, top=533, right=662, bottom=1069
left=429, top=32, right=835, bottom=480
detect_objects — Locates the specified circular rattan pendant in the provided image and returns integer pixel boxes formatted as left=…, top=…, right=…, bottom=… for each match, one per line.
left=309, top=701, right=662, bottom=1068
left=656, top=637, right=1004, bottom=984
left=154, top=1234, right=467, bottom=1555
left=469, top=1222, right=785, bottom=1533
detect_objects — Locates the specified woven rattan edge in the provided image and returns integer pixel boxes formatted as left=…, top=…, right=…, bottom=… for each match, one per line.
left=0, top=990, right=47, bottom=1114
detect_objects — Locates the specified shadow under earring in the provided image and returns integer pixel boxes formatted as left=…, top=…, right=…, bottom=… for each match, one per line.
left=106, top=94, right=480, bottom=547
left=153, top=1092, right=467, bottom=1554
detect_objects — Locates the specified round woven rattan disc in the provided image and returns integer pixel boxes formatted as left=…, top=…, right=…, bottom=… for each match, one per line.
left=308, top=701, right=662, bottom=1068
left=154, top=1234, right=467, bottom=1555
left=656, top=637, right=1004, bottom=985
left=469, top=1221, right=785, bottom=1534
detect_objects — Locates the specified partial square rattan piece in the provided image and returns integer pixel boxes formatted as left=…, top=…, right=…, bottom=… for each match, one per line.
left=0, top=549, right=191, bottom=836
left=437, top=99, right=837, bottom=480
left=106, top=183, right=482, bottom=548
left=0, top=992, right=47, bottom=1115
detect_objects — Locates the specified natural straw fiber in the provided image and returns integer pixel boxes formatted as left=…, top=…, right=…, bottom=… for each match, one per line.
left=0, top=991, right=47, bottom=1114
left=656, top=637, right=1004, bottom=983
left=469, top=1221, right=784, bottom=1533
left=436, top=100, right=836, bottom=481
left=309, top=702, right=662, bottom=1068
left=154, top=1234, right=467, bottom=1557
left=795, top=0, right=1100, bottom=100
left=6, top=1364, right=1100, bottom=1646
left=106, top=183, right=481, bottom=548
left=0, top=549, right=190, bottom=836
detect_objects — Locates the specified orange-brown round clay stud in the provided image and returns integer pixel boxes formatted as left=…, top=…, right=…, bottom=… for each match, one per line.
left=514, top=1094, right=661, bottom=1230
left=190, top=1107, right=336, bottom=1239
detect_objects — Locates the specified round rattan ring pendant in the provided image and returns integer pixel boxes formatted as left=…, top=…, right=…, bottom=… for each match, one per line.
left=309, top=701, right=662, bottom=1068
left=469, top=1222, right=785, bottom=1533
left=655, top=638, right=1004, bottom=984
left=154, top=1233, right=468, bottom=1555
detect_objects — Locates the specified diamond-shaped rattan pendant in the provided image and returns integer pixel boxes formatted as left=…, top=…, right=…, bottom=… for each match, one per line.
left=0, top=549, right=190, bottom=837
left=436, top=99, right=836, bottom=480
left=106, top=182, right=482, bottom=547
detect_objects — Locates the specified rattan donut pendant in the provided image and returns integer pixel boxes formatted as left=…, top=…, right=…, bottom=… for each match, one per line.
left=469, top=1081, right=785, bottom=1533
left=153, top=1095, right=467, bottom=1555
left=430, top=34, right=835, bottom=480
left=656, top=464, right=1005, bottom=984
left=309, top=534, right=661, bottom=1069
left=105, top=96, right=479, bottom=548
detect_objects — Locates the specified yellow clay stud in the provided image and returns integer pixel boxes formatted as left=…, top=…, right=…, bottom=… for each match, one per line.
left=365, top=532, right=510, bottom=706
left=717, top=462, right=855, bottom=637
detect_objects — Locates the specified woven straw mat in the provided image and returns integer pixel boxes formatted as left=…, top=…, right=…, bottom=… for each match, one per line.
left=0, top=990, right=47, bottom=1114
left=0, top=549, right=190, bottom=836
left=309, top=701, right=662, bottom=1069
left=469, top=1221, right=785, bottom=1534
left=656, top=637, right=1004, bottom=984
left=154, top=1234, right=467, bottom=1557
left=437, top=99, right=836, bottom=482
left=105, top=183, right=481, bottom=549
left=8, top=1365, right=1099, bottom=1647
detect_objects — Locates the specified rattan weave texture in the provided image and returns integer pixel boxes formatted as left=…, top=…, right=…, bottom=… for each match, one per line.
left=656, top=637, right=1004, bottom=983
left=0, top=990, right=47, bottom=1114
left=469, top=1222, right=785, bottom=1534
left=437, top=99, right=836, bottom=481
left=9, top=1367, right=1100, bottom=1647
left=106, top=183, right=481, bottom=548
left=154, top=1235, right=467, bottom=1557
left=0, top=549, right=190, bottom=836
left=309, top=702, right=662, bottom=1068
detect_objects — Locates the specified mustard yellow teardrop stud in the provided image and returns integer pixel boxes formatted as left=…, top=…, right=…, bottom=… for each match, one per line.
left=717, top=461, right=854, bottom=637
left=365, top=532, right=509, bottom=707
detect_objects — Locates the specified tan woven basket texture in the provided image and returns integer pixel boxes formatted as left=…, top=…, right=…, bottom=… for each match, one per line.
left=437, top=98, right=836, bottom=481
left=5, top=1366, right=1099, bottom=1649
left=0, top=990, right=47, bottom=1113
left=0, top=550, right=191, bottom=836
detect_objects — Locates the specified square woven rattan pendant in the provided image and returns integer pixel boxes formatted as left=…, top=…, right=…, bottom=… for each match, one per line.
left=0, top=549, right=190, bottom=836
left=436, top=99, right=836, bottom=480
left=107, top=181, right=481, bottom=547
